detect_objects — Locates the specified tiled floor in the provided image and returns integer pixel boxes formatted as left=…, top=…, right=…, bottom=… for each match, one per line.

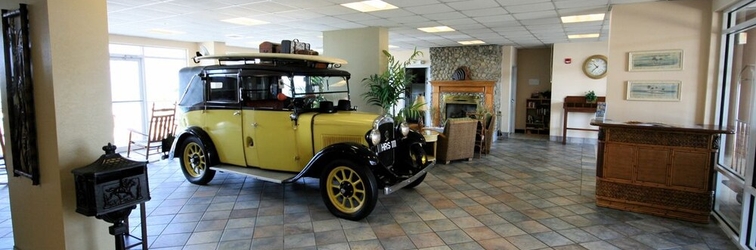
left=0, top=136, right=742, bottom=249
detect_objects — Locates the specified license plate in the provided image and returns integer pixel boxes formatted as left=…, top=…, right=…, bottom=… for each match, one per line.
left=377, top=140, right=396, bottom=153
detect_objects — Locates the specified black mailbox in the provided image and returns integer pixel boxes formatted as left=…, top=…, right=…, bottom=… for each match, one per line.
left=72, top=143, right=150, bottom=217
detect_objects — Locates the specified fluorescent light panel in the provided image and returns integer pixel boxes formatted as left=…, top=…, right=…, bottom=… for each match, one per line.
left=568, top=33, right=600, bottom=39
left=341, top=0, right=397, bottom=13
left=149, top=28, right=185, bottom=35
left=418, top=26, right=455, bottom=33
left=458, top=40, right=485, bottom=45
left=561, top=13, right=605, bottom=23
left=388, top=45, right=399, bottom=48
left=221, top=17, right=268, bottom=26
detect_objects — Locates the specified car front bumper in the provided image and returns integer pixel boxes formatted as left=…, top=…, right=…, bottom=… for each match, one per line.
left=383, top=161, right=437, bottom=195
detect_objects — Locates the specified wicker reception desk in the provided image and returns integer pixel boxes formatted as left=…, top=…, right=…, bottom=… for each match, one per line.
left=590, top=120, right=731, bottom=223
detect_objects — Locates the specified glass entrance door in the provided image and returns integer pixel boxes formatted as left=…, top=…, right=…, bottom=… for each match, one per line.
left=110, top=58, right=145, bottom=148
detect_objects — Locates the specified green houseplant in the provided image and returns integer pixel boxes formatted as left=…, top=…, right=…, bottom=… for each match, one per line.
left=362, top=49, right=423, bottom=122
left=585, top=90, right=598, bottom=103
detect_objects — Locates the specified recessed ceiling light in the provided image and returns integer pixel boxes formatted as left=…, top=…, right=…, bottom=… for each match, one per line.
left=341, top=0, right=397, bottom=13
left=418, top=26, right=455, bottom=33
left=221, top=17, right=268, bottom=26
left=561, top=13, right=605, bottom=23
left=458, top=40, right=486, bottom=45
left=149, top=28, right=185, bottom=35
left=568, top=33, right=600, bottom=39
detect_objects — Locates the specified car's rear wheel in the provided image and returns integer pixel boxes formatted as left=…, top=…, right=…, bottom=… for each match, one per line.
left=320, top=160, right=378, bottom=221
left=180, top=136, right=215, bottom=185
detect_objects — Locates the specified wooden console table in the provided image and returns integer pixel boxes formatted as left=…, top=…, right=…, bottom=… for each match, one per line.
left=562, top=96, right=605, bottom=144
left=591, top=119, right=732, bottom=223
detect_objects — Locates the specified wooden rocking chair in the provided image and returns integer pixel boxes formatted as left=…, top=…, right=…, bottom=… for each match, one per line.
left=127, top=103, right=176, bottom=160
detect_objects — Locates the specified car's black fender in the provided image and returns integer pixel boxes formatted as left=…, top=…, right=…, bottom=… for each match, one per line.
left=169, top=126, right=220, bottom=166
left=394, top=130, right=428, bottom=171
left=297, top=142, right=380, bottom=179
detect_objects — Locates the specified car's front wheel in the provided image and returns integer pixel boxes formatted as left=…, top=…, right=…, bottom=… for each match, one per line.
left=179, top=136, right=215, bottom=185
left=320, top=160, right=378, bottom=221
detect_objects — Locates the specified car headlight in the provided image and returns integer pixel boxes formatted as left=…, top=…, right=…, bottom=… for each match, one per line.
left=370, top=129, right=381, bottom=145
left=399, top=122, right=409, bottom=137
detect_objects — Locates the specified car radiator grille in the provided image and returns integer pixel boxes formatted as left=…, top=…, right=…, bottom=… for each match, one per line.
left=378, top=123, right=395, bottom=166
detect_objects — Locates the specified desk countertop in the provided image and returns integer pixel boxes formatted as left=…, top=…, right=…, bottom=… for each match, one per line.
left=589, top=119, right=733, bottom=134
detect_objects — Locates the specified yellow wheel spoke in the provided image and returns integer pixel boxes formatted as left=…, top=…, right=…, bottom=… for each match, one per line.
left=352, top=179, right=362, bottom=187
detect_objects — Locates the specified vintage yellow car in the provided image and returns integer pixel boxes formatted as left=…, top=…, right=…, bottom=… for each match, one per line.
left=170, top=53, right=435, bottom=220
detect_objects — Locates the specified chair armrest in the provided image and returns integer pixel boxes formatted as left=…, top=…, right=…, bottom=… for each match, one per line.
left=128, top=129, right=148, bottom=137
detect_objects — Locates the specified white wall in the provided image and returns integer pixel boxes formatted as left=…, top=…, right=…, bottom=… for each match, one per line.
left=1, top=0, right=114, bottom=249
left=551, top=41, right=609, bottom=140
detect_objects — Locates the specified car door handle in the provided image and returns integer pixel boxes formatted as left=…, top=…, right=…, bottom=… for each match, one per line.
left=251, top=123, right=258, bottom=127
left=233, top=111, right=241, bottom=116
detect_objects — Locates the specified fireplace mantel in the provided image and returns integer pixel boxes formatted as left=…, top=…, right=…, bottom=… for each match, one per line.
left=431, top=80, right=495, bottom=126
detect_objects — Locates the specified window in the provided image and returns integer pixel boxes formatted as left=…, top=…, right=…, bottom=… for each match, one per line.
left=715, top=1, right=756, bottom=247
left=207, top=76, right=238, bottom=102
left=109, top=44, right=186, bottom=149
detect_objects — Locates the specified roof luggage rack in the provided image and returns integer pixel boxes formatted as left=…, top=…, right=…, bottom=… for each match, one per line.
left=192, top=53, right=347, bottom=69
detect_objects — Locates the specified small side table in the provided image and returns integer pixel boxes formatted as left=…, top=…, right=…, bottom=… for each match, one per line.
left=421, top=130, right=439, bottom=162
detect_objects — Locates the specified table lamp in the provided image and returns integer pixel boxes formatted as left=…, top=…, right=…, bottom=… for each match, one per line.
left=414, top=94, right=428, bottom=128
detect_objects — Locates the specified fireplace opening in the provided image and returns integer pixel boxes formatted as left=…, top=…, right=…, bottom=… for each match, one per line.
left=446, top=103, right=477, bottom=119
left=441, top=94, right=482, bottom=123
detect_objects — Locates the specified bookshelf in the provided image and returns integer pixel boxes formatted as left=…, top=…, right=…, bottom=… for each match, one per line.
left=525, top=98, right=550, bottom=134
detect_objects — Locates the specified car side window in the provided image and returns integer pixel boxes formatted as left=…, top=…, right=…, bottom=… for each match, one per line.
left=207, top=76, right=238, bottom=102
left=241, top=76, right=284, bottom=109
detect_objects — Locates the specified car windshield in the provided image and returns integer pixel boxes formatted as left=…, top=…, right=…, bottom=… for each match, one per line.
left=280, top=75, right=350, bottom=108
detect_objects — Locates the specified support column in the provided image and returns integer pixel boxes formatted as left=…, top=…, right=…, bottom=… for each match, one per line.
left=1, top=0, right=113, bottom=249
left=323, top=27, right=388, bottom=114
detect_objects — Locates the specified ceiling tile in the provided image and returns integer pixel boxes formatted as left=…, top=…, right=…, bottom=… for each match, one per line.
left=368, top=9, right=417, bottom=18
left=473, top=15, right=516, bottom=24
left=405, top=3, right=456, bottom=14
left=461, top=7, right=509, bottom=17
left=446, top=0, right=501, bottom=11
left=505, top=2, right=555, bottom=13
left=423, top=12, right=468, bottom=21
left=554, top=0, right=608, bottom=9
left=107, top=0, right=668, bottom=49
left=386, top=0, right=442, bottom=8
left=513, top=10, right=558, bottom=20
left=496, top=0, right=551, bottom=6
left=391, top=15, right=432, bottom=24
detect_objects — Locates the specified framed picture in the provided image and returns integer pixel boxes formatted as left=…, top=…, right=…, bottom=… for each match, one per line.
left=628, top=49, right=683, bottom=71
left=626, top=80, right=681, bottom=101
left=2, top=4, right=40, bottom=185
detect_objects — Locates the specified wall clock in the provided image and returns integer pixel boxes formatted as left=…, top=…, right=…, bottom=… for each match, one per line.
left=583, top=54, right=608, bottom=79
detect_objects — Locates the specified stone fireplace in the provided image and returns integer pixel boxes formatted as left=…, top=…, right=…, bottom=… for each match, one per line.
left=442, top=93, right=484, bottom=121
left=431, top=80, right=495, bottom=126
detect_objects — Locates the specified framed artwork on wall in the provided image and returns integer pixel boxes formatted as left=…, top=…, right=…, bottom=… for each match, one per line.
left=2, top=4, right=40, bottom=185
left=628, top=49, right=683, bottom=71
left=626, top=80, right=682, bottom=101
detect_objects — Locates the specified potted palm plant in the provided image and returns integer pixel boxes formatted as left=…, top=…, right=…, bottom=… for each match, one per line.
left=362, top=49, right=423, bottom=122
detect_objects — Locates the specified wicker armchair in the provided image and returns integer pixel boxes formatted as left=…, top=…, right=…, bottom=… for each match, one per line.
left=436, top=119, right=478, bottom=164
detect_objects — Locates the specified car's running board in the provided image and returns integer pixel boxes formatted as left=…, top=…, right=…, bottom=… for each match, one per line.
left=213, top=164, right=298, bottom=183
